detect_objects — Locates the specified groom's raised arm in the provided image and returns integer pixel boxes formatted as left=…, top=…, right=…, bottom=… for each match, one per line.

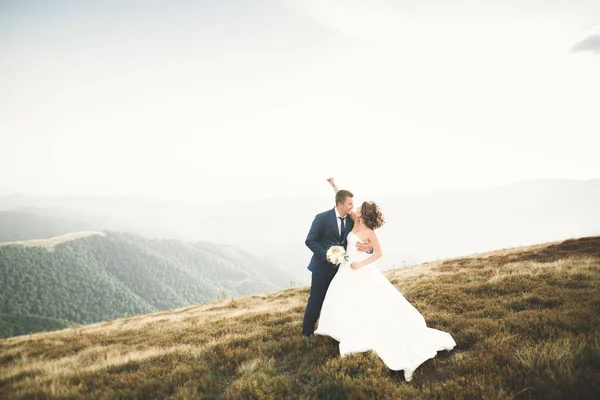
left=305, top=213, right=327, bottom=261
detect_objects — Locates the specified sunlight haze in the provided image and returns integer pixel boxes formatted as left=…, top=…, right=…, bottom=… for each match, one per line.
left=1, top=0, right=599, bottom=203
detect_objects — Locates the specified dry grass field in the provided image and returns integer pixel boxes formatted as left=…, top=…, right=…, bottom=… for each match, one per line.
left=1, top=236, right=598, bottom=399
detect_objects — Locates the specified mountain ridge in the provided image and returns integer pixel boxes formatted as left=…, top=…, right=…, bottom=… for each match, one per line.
left=2, top=178, right=598, bottom=276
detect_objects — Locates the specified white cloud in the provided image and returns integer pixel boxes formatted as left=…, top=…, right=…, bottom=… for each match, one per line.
left=571, top=25, right=600, bottom=54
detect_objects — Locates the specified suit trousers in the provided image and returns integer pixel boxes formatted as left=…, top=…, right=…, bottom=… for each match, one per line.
left=302, top=272, right=334, bottom=336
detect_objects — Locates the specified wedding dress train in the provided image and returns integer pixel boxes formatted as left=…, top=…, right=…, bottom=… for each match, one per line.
left=314, top=232, right=456, bottom=381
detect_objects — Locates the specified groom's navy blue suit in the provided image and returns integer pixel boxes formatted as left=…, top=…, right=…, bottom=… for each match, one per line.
left=302, top=207, right=354, bottom=336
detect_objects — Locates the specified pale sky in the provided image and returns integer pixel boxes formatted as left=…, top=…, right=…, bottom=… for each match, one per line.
left=1, top=0, right=599, bottom=204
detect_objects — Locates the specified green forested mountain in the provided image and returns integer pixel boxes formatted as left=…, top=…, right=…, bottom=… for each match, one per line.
left=0, top=231, right=293, bottom=338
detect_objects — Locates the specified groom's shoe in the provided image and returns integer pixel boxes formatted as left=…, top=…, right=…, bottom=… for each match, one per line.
left=388, top=369, right=405, bottom=381
left=302, top=328, right=314, bottom=337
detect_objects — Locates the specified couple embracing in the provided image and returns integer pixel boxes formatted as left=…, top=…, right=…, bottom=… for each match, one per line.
left=302, top=178, right=456, bottom=382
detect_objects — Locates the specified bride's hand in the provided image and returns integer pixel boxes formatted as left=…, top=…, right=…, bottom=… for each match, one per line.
left=350, top=262, right=360, bottom=270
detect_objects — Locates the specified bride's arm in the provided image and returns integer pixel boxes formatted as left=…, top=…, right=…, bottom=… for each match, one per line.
left=347, top=209, right=358, bottom=222
left=326, top=177, right=339, bottom=194
left=351, top=230, right=382, bottom=270
left=327, top=177, right=358, bottom=222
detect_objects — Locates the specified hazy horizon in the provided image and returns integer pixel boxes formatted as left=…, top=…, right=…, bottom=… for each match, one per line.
left=2, top=177, right=599, bottom=287
left=2, top=0, right=599, bottom=205
left=0, top=176, right=599, bottom=206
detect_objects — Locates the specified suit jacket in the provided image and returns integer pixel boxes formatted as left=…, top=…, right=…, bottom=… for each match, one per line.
left=305, top=208, right=354, bottom=278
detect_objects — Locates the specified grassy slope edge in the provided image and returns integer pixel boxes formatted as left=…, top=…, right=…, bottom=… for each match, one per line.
left=0, top=236, right=599, bottom=399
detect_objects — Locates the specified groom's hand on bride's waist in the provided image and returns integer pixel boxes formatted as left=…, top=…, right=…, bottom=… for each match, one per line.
left=356, top=240, right=374, bottom=254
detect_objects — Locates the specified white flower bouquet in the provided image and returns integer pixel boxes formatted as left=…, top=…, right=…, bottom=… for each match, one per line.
left=326, top=245, right=349, bottom=268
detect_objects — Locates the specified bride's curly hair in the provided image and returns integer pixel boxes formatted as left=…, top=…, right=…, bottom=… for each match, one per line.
left=361, top=201, right=385, bottom=230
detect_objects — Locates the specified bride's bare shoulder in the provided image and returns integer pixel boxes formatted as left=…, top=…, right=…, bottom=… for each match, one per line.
left=366, top=228, right=378, bottom=239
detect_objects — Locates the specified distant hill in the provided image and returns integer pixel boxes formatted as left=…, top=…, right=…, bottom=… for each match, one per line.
left=0, top=211, right=92, bottom=242
left=0, top=231, right=294, bottom=338
left=2, top=178, right=599, bottom=285
left=0, top=236, right=598, bottom=399
left=0, top=230, right=105, bottom=249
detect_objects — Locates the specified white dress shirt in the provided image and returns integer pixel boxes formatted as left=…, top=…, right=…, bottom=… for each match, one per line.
left=334, top=208, right=347, bottom=236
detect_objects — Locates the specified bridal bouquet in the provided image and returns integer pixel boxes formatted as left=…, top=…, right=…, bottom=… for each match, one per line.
left=326, top=245, right=349, bottom=268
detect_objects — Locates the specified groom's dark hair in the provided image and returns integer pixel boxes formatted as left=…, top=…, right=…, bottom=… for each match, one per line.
left=336, top=190, right=354, bottom=205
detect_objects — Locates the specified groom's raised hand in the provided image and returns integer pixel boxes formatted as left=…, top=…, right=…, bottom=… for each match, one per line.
left=356, top=240, right=374, bottom=254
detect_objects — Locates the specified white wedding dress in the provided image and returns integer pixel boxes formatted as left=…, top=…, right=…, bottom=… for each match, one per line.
left=314, top=231, right=456, bottom=381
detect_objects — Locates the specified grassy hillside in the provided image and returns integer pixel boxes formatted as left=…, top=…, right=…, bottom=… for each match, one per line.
left=0, top=236, right=598, bottom=399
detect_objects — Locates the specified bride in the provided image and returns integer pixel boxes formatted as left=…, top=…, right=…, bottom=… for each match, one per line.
left=314, top=178, right=456, bottom=382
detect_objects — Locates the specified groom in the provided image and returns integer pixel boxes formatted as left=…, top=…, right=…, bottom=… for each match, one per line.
left=302, top=189, right=373, bottom=337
